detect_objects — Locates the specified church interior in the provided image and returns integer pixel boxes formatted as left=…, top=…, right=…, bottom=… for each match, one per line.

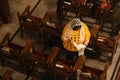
left=0, top=0, right=120, bottom=80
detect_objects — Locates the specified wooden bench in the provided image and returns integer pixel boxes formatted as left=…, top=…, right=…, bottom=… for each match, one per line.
left=81, top=61, right=110, bottom=80
left=51, top=55, right=86, bottom=80
left=41, top=11, right=64, bottom=51
left=0, top=32, right=35, bottom=71
left=96, top=33, right=120, bottom=63
left=17, top=6, right=42, bottom=42
left=23, top=46, right=60, bottom=80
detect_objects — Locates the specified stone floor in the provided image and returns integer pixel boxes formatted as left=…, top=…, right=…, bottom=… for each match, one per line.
left=0, top=0, right=120, bottom=80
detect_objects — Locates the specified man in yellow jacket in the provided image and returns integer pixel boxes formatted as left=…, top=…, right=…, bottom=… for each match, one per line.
left=61, top=18, right=91, bottom=61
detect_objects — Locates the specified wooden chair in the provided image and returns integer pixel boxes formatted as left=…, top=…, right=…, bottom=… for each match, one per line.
left=50, top=55, right=86, bottom=80
left=81, top=61, right=110, bottom=80
left=23, top=46, right=60, bottom=80
left=17, top=6, right=42, bottom=42
left=1, top=69, right=13, bottom=80
left=0, top=32, right=35, bottom=71
left=95, top=33, right=120, bottom=63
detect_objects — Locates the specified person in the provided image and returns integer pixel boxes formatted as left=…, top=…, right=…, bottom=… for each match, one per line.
left=61, top=18, right=91, bottom=61
left=91, top=0, right=111, bottom=17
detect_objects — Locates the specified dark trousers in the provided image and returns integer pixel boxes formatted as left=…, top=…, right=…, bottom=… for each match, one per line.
left=63, top=48, right=78, bottom=61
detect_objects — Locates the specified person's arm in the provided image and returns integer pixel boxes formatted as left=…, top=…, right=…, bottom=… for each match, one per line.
left=61, top=23, right=70, bottom=41
left=84, top=40, right=89, bottom=46
left=83, top=24, right=91, bottom=46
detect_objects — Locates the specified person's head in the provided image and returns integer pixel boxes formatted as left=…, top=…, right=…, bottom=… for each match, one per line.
left=70, top=18, right=82, bottom=31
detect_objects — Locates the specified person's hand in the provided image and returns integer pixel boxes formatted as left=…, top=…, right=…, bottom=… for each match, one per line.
left=78, top=45, right=86, bottom=56
left=77, top=44, right=86, bottom=50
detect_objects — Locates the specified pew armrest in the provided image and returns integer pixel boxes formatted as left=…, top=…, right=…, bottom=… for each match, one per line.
left=46, top=46, right=60, bottom=65
left=21, top=6, right=30, bottom=16
left=21, top=39, right=35, bottom=56
left=100, top=61, right=110, bottom=79
left=73, top=55, right=86, bottom=71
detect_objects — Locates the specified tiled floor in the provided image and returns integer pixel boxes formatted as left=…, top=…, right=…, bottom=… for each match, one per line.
left=0, top=0, right=120, bottom=80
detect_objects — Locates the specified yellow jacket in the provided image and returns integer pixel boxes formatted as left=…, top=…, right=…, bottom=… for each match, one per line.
left=61, top=22, right=91, bottom=51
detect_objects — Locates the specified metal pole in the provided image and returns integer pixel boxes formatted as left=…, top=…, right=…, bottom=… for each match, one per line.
left=29, top=0, right=41, bottom=14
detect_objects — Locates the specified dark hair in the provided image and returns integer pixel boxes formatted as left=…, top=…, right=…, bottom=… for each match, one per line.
left=73, top=25, right=81, bottom=31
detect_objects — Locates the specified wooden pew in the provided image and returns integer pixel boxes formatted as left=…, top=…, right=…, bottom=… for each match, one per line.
left=0, top=32, right=35, bottom=71
left=95, top=33, right=120, bottom=63
left=17, top=6, right=42, bottom=42
left=81, top=61, right=110, bottom=80
left=41, top=11, right=64, bottom=51
left=51, top=55, right=86, bottom=80
left=24, top=46, right=60, bottom=80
